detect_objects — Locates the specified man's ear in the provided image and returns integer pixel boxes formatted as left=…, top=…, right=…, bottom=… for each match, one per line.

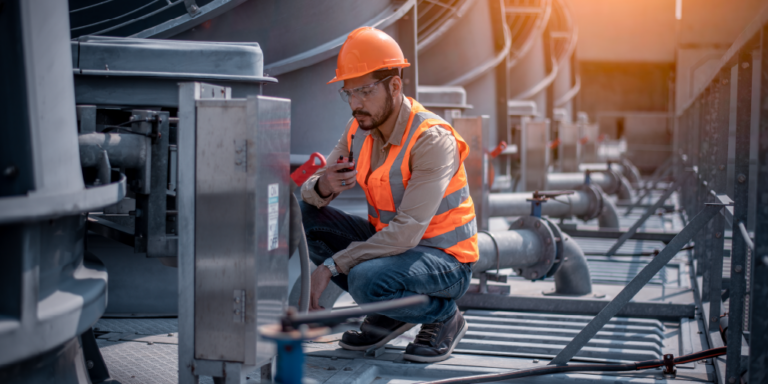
left=390, top=76, right=403, bottom=98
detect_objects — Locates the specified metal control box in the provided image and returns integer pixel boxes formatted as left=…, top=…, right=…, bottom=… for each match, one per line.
left=178, top=83, right=290, bottom=382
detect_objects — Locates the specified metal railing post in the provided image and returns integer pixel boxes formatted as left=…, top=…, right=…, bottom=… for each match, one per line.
left=705, top=70, right=730, bottom=338
left=725, top=40, right=757, bottom=383
left=747, top=24, right=768, bottom=384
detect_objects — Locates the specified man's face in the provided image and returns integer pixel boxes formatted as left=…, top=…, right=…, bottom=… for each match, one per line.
left=342, top=74, right=396, bottom=131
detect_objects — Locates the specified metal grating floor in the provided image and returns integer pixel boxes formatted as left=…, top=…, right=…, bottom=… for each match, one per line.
left=91, top=190, right=716, bottom=382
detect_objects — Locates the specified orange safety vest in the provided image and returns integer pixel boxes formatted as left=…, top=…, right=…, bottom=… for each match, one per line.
left=347, top=98, right=479, bottom=263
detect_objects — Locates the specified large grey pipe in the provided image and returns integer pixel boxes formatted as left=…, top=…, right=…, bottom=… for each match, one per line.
left=474, top=222, right=592, bottom=294
left=488, top=192, right=592, bottom=218
left=473, top=229, right=545, bottom=272
left=546, top=171, right=633, bottom=201
left=488, top=187, right=619, bottom=229
left=79, top=132, right=148, bottom=168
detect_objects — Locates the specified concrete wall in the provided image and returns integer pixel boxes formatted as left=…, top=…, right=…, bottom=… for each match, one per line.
left=568, top=0, right=676, bottom=63
left=577, top=61, right=674, bottom=120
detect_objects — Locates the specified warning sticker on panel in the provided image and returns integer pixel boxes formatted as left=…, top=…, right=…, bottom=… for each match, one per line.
left=267, top=183, right=279, bottom=251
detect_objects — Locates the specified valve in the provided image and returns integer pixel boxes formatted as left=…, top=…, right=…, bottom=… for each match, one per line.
left=526, top=190, right=575, bottom=218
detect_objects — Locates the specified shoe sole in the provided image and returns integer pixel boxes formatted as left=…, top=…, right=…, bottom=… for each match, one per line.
left=338, top=322, right=417, bottom=351
left=401, top=318, right=468, bottom=363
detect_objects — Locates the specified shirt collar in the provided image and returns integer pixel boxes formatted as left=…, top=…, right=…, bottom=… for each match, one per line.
left=372, top=95, right=411, bottom=146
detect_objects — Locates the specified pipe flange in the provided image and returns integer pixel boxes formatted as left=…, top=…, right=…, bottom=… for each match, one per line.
left=508, top=216, right=557, bottom=281
left=543, top=218, right=565, bottom=278
left=573, top=183, right=603, bottom=222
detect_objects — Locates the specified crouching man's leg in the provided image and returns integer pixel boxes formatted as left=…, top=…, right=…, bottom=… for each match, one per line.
left=346, top=246, right=473, bottom=362
left=301, top=201, right=414, bottom=347
left=300, top=201, right=376, bottom=292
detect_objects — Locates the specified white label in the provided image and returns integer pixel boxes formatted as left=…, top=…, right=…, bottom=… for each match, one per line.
left=267, top=183, right=279, bottom=251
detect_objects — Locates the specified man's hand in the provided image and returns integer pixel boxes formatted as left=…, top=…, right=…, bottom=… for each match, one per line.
left=308, top=264, right=333, bottom=311
left=317, top=160, right=357, bottom=197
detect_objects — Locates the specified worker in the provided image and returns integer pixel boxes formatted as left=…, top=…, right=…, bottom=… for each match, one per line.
left=300, top=27, right=478, bottom=363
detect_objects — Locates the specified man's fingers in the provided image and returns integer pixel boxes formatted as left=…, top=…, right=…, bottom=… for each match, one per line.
left=328, top=161, right=355, bottom=172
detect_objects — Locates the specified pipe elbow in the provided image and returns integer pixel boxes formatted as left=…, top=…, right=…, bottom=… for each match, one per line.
left=597, top=194, right=620, bottom=229
left=554, top=234, right=592, bottom=295
left=616, top=174, right=633, bottom=202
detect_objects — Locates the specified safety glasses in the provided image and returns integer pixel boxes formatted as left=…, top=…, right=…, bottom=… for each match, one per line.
left=338, top=76, right=392, bottom=103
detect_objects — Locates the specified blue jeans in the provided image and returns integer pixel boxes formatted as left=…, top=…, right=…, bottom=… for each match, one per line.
left=301, top=201, right=472, bottom=324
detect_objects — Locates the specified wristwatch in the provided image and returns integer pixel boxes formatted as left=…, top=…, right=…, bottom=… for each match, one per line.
left=323, top=257, right=339, bottom=277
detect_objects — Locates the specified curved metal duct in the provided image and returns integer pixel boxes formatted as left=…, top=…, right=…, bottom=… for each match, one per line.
left=550, top=0, right=578, bottom=116
left=417, top=0, right=478, bottom=51
left=507, top=0, right=578, bottom=118
left=418, top=0, right=511, bottom=159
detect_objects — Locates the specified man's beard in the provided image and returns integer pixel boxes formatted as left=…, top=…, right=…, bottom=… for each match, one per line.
left=352, top=92, right=394, bottom=131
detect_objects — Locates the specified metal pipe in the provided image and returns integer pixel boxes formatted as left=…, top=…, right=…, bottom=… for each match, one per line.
left=553, top=234, right=592, bottom=295
left=546, top=171, right=624, bottom=196
left=79, top=132, right=148, bottom=168
left=289, top=194, right=311, bottom=313
left=473, top=229, right=545, bottom=273
left=488, top=191, right=590, bottom=218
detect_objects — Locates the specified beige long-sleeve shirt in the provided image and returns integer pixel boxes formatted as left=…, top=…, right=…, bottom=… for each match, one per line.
left=301, top=96, right=460, bottom=274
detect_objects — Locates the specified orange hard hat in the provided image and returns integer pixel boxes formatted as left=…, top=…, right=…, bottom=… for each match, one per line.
left=327, top=27, right=411, bottom=84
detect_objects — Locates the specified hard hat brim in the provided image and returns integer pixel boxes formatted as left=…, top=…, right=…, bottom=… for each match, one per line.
left=327, top=62, right=411, bottom=85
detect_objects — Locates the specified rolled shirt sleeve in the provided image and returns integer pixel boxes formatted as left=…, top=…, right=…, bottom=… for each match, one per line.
left=332, top=126, right=460, bottom=274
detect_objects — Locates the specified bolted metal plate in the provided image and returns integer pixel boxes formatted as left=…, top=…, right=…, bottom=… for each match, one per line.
left=508, top=216, right=556, bottom=280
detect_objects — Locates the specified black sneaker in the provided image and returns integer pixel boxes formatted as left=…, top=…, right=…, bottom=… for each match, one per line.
left=339, top=314, right=416, bottom=351
left=402, top=310, right=468, bottom=363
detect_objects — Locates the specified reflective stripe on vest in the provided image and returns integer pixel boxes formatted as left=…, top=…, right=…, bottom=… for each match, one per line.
left=347, top=98, right=479, bottom=263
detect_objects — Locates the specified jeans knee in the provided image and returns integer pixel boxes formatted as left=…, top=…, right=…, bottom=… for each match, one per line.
left=347, top=261, right=393, bottom=303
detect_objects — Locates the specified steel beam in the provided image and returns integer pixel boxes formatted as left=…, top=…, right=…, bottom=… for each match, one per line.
left=624, top=162, right=673, bottom=215
left=549, top=204, right=722, bottom=365
left=558, top=226, right=677, bottom=243
left=604, top=172, right=691, bottom=257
